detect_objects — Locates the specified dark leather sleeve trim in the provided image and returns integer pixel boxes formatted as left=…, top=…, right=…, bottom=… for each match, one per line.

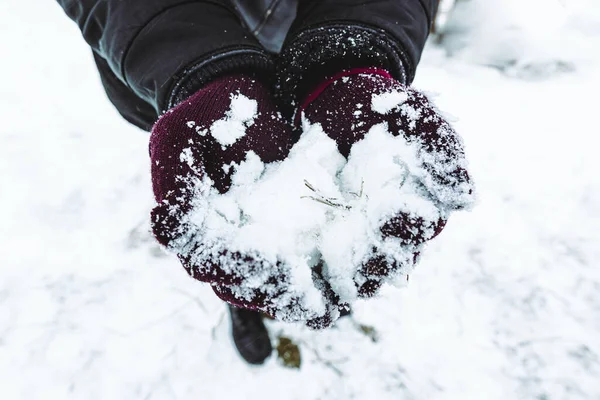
left=166, top=47, right=274, bottom=110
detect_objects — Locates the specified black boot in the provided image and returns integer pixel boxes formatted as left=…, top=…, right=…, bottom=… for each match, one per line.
left=228, top=305, right=272, bottom=365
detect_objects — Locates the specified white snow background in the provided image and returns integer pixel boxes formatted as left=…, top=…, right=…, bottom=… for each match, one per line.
left=1, top=0, right=599, bottom=399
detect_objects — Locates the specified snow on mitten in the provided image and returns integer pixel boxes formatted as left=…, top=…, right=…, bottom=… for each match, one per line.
left=299, top=68, right=475, bottom=297
left=150, top=75, right=335, bottom=326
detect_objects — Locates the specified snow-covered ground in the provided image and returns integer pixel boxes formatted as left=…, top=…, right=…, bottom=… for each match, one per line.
left=1, top=0, right=599, bottom=399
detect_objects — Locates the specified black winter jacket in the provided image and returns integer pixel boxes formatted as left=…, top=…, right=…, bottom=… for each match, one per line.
left=57, top=0, right=438, bottom=131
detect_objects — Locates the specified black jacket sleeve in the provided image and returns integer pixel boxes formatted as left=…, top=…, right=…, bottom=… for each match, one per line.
left=277, top=0, right=438, bottom=114
left=56, top=0, right=274, bottom=130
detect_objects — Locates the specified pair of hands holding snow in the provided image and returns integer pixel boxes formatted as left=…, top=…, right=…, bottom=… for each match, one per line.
left=150, top=69, right=475, bottom=329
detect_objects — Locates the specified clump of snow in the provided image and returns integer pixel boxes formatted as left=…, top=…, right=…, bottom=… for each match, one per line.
left=210, top=93, right=257, bottom=147
left=372, top=91, right=409, bottom=114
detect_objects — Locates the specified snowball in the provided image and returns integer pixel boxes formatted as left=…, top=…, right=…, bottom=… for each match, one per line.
left=229, top=94, right=257, bottom=122
left=210, top=94, right=258, bottom=147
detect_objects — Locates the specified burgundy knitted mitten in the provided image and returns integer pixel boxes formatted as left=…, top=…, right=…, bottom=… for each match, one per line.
left=149, top=75, right=335, bottom=326
left=300, top=68, right=475, bottom=297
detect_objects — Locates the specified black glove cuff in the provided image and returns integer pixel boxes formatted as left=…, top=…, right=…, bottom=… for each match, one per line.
left=276, top=23, right=411, bottom=118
